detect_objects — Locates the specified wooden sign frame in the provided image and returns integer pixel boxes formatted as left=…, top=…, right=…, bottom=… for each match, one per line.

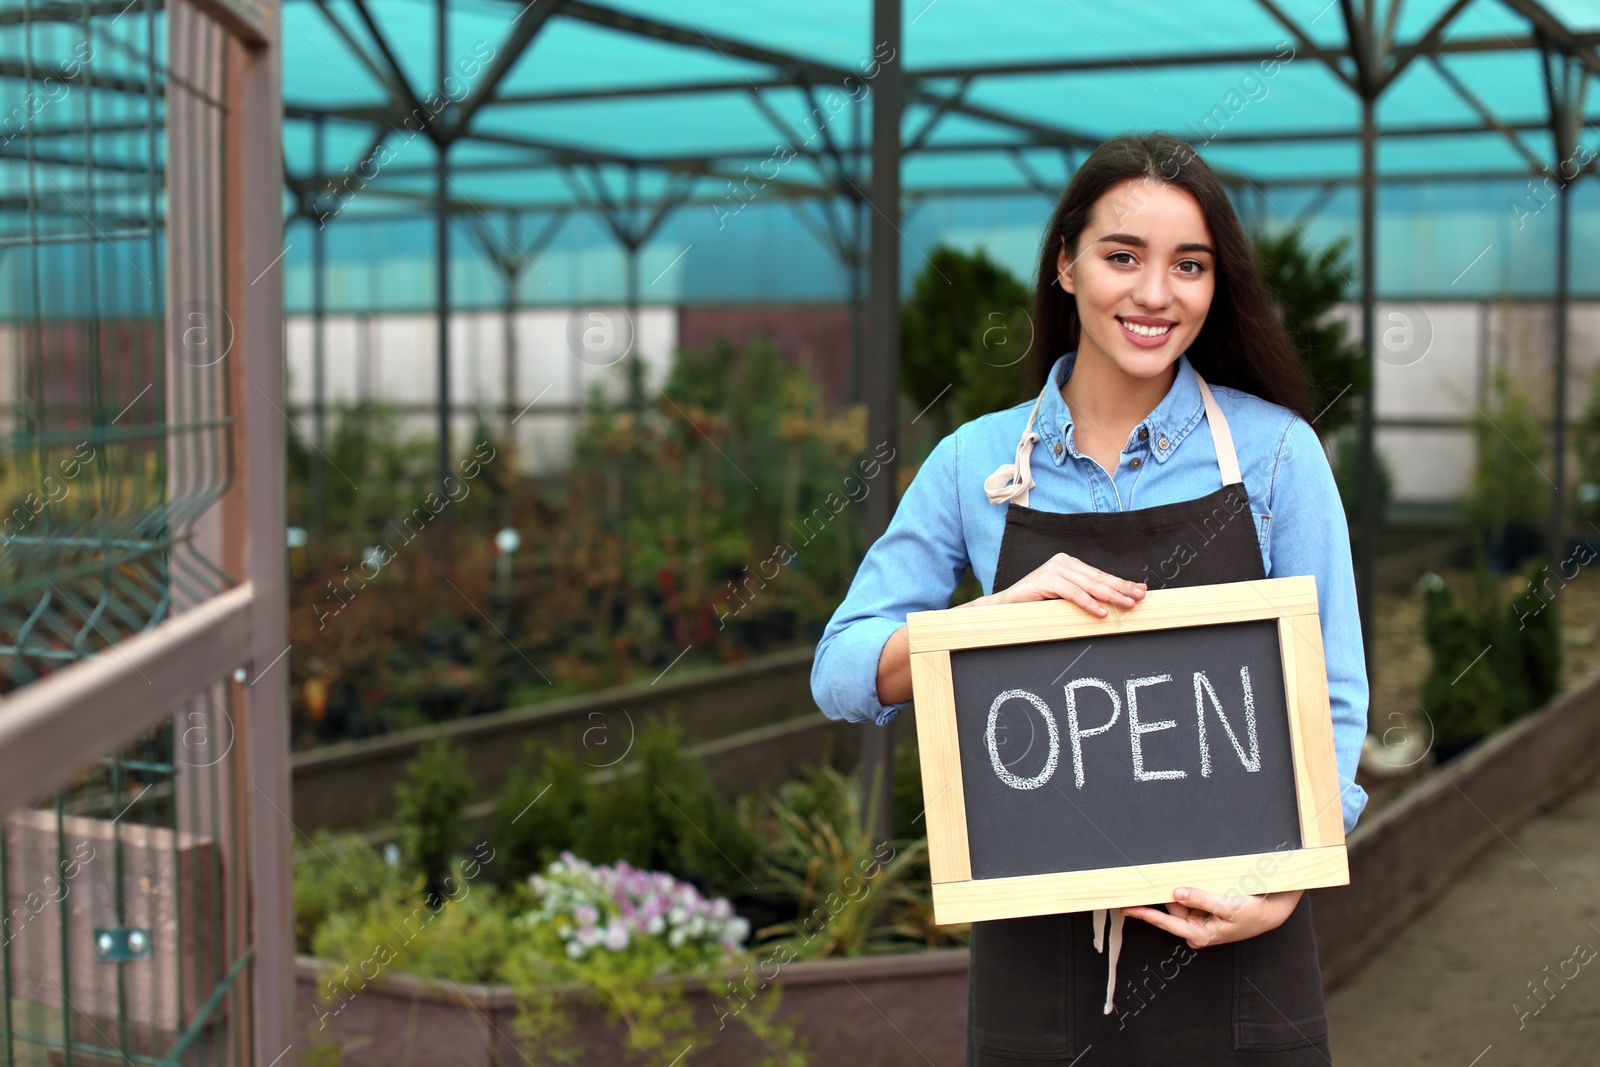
left=906, top=575, right=1348, bottom=925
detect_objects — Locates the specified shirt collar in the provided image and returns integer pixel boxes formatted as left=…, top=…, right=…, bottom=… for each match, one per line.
left=1034, top=349, right=1208, bottom=466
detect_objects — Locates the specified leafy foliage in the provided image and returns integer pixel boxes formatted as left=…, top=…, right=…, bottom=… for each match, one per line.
left=288, top=336, right=877, bottom=748
left=492, top=738, right=592, bottom=888
left=1465, top=367, right=1547, bottom=548
left=395, top=738, right=473, bottom=903
left=1420, top=560, right=1566, bottom=757
left=1252, top=230, right=1366, bottom=435
left=310, top=849, right=512, bottom=987
left=753, top=762, right=926, bottom=958
left=1573, top=369, right=1600, bottom=524
left=901, top=245, right=1036, bottom=436
left=490, top=717, right=760, bottom=901
left=292, top=828, right=404, bottom=953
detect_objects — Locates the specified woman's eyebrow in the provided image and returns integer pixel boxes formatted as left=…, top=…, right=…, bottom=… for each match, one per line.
left=1095, top=232, right=1215, bottom=255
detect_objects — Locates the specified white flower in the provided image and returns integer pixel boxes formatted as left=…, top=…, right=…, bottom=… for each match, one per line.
left=566, top=940, right=585, bottom=959
left=604, top=923, right=630, bottom=952
left=646, top=914, right=665, bottom=936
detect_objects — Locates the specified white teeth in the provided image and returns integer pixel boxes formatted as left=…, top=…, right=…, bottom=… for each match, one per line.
left=1120, top=319, right=1173, bottom=337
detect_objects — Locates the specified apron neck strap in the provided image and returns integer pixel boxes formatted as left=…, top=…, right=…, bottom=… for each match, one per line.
left=984, top=364, right=1244, bottom=508
left=1193, top=372, right=1243, bottom=486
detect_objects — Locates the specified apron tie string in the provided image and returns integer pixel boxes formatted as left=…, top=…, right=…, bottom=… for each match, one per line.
left=1092, top=907, right=1127, bottom=1014
left=984, top=428, right=1040, bottom=504
left=986, top=381, right=1048, bottom=506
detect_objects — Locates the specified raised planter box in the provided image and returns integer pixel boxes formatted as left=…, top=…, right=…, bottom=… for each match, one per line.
left=293, top=645, right=820, bottom=830
left=296, top=948, right=971, bottom=1067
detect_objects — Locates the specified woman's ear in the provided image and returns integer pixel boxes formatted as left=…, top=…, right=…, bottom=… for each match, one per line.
left=1056, top=236, right=1076, bottom=295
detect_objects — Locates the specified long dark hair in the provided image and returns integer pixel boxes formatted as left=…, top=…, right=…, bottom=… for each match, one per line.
left=1029, top=132, right=1314, bottom=422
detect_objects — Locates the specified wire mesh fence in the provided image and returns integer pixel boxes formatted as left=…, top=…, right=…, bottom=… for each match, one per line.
left=1, top=680, right=250, bottom=1066
left=0, top=0, right=234, bottom=693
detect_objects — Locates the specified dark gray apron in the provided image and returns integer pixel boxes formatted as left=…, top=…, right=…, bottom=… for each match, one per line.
left=967, top=372, right=1333, bottom=1065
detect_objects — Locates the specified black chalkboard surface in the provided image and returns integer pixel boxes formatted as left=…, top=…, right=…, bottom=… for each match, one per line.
left=952, top=618, right=1300, bottom=880
left=905, top=576, right=1349, bottom=924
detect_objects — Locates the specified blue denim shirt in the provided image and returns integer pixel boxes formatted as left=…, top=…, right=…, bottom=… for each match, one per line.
left=812, top=350, right=1371, bottom=835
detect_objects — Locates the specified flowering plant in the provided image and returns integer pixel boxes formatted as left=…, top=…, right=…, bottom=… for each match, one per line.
left=518, top=851, right=749, bottom=967
left=508, top=853, right=781, bottom=1065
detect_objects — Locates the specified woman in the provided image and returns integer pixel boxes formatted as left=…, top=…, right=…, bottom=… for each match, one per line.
left=811, top=132, right=1369, bottom=1064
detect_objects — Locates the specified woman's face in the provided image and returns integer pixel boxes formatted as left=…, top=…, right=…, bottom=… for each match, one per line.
left=1056, top=177, right=1216, bottom=382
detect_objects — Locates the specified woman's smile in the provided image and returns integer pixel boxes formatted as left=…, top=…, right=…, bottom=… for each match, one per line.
left=1116, top=315, right=1177, bottom=346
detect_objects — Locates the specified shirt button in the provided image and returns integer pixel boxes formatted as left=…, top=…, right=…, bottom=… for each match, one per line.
left=1053, top=442, right=1064, bottom=456
left=1157, top=435, right=1170, bottom=450
left=1138, top=427, right=1149, bottom=441
left=1129, top=457, right=1142, bottom=470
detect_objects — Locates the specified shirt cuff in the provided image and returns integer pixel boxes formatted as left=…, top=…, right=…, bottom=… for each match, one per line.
left=816, top=615, right=911, bottom=726
left=1341, top=778, right=1370, bottom=836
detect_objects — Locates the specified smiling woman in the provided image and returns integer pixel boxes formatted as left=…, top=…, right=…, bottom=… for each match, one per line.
left=812, top=132, right=1367, bottom=1065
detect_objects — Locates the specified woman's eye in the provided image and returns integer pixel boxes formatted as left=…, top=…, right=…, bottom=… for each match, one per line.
left=1107, top=251, right=1136, bottom=265
left=1177, top=259, right=1207, bottom=275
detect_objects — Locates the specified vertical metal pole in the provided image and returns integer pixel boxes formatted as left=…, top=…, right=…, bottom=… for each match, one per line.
left=626, top=165, right=642, bottom=414
left=1357, top=91, right=1378, bottom=729
left=504, top=212, right=520, bottom=461
left=435, top=0, right=452, bottom=498
left=1548, top=177, right=1571, bottom=563
left=862, top=0, right=901, bottom=841
left=849, top=102, right=864, bottom=408
left=311, top=114, right=327, bottom=569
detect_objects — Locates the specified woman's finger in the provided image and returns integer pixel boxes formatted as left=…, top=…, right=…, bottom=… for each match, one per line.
left=1175, top=886, right=1245, bottom=923
left=1120, top=904, right=1188, bottom=938
left=1054, top=582, right=1109, bottom=617
left=1056, top=559, right=1145, bottom=601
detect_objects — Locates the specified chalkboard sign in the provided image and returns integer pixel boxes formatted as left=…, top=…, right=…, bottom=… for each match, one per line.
left=906, top=576, right=1348, bottom=925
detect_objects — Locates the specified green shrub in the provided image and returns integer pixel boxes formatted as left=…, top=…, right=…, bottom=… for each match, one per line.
left=492, top=738, right=592, bottom=888
left=1510, top=558, right=1563, bottom=713
left=901, top=245, right=1033, bottom=436
left=292, top=828, right=403, bottom=953
left=1465, top=368, right=1547, bottom=551
left=586, top=718, right=759, bottom=900
left=489, top=717, right=759, bottom=901
left=310, top=847, right=512, bottom=990
left=1420, top=561, right=1567, bottom=756
left=754, top=762, right=926, bottom=959
left=1574, top=370, right=1600, bottom=524
left=1252, top=230, right=1366, bottom=436
left=395, top=737, right=474, bottom=903
left=1420, top=571, right=1506, bottom=752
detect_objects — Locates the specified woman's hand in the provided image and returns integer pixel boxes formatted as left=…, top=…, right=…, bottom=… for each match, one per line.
left=994, top=552, right=1147, bottom=617
left=915, top=555, right=1145, bottom=704
left=1121, top=887, right=1304, bottom=949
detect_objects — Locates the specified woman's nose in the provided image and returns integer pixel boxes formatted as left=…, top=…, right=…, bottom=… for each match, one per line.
left=1132, top=267, right=1172, bottom=310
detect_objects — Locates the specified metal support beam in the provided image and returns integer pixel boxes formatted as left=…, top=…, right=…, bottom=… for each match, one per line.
left=311, top=114, right=328, bottom=570
left=436, top=0, right=453, bottom=499
left=1540, top=40, right=1590, bottom=563
left=444, top=0, right=570, bottom=143
left=862, top=0, right=901, bottom=843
